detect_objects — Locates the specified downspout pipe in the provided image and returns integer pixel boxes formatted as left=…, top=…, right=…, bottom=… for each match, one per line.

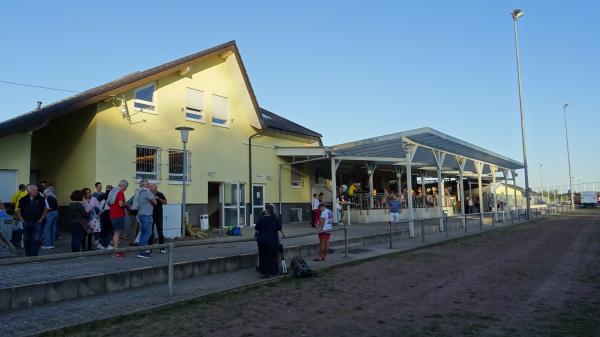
left=249, top=130, right=264, bottom=225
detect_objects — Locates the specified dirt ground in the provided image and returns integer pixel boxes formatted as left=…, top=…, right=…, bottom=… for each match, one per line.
left=50, top=212, right=600, bottom=337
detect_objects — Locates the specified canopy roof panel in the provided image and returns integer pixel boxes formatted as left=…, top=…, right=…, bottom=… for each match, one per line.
left=332, top=127, right=524, bottom=172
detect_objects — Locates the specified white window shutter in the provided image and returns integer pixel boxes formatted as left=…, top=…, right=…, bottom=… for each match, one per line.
left=212, top=95, right=228, bottom=124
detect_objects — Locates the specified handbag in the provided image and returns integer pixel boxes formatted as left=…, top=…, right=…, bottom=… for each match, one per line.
left=89, top=211, right=101, bottom=233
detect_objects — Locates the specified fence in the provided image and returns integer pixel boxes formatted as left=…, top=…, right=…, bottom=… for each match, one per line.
left=0, top=205, right=575, bottom=298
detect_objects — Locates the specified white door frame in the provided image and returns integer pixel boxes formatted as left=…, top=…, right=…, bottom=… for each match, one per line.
left=251, top=184, right=266, bottom=226
left=220, top=182, right=246, bottom=228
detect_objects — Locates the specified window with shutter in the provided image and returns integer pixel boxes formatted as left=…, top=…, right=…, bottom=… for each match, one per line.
left=212, top=94, right=228, bottom=127
left=186, top=88, right=204, bottom=122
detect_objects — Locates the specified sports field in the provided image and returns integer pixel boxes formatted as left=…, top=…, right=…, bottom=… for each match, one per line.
left=48, top=212, right=600, bottom=337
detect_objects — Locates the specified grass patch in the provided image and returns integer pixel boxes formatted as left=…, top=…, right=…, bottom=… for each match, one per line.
left=531, top=301, right=600, bottom=337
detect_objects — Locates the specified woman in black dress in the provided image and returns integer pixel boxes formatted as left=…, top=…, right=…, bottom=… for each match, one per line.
left=255, top=204, right=284, bottom=277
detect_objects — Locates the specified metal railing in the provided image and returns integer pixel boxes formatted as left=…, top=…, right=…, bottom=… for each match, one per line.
left=0, top=226, right=349, bottom=297
left=1, top=205, right=571, bottom=297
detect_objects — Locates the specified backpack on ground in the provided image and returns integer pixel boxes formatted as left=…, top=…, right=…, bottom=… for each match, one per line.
left=290, top=256, right=315, bottom=278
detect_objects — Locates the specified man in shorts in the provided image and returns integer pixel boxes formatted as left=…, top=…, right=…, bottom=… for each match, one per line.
left=109, top=180, right=129, bottom=258
left=388, top=193, right=402, bottom=224
left=315, top=202, right=333, bottom=261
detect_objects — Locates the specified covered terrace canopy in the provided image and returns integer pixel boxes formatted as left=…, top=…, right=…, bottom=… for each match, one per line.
left=276, top=127, right=525, bottom=237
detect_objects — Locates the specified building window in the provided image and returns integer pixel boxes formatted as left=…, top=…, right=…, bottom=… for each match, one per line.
left=186, top=88, right=204, bottom=122
left=136, top=145, right=159, bottom=180
left=134, top=83, right=156, bottom=113
left=291, top=166, right=302, bottom=188
left=212, top=94, right=228, bottom=126
left=168, top=149, right=190, bottom=182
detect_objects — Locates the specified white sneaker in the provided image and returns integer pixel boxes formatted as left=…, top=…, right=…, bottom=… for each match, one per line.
left=106, top=245, right=114, bottom=250
left=96, top=243, right=106, bottom=250
left=41, top=246, right=51, bottom=249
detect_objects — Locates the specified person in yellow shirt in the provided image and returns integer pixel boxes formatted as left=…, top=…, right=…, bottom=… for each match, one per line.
left=11, top=184, right=28, bottom=212
left=10, top=184, right=28, bottom=248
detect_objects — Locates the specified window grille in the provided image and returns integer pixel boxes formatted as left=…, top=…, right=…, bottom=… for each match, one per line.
left=136, top=145, right=159, bottom=180
left=168, top=149, right=191, bottom=182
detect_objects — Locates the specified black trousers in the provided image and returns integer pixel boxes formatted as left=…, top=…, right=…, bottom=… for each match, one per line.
left=257, top=242, right=278, bottom=276
left=149, top=214, right=164, bottom=245
left=82, top=231, right=93, bottom=250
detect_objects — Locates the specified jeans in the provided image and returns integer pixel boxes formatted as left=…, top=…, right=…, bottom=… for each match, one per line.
left=44, top=211, right=58, bottom=247
left=23, top=221, right=42, bottom=256
left=100, top=211, right=113, bottom=247
left=149, top=214, right=164, bottom=245
left=70, top=221, right=83, bottom=252
left=137, top=215, right=153, bottom=249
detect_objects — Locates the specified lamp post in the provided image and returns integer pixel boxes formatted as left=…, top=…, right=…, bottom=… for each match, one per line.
left=539, top=163, right=544, bottom=202
left=562, top=104, right=575, bottom=211
left=511, top=8, right=531, bottom=220
left=175, top=126, right=194, bottom=237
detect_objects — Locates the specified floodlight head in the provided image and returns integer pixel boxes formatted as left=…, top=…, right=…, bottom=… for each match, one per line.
left=511, top=8, right=524, bottom=20
left=563, top=103, right=569, bottom=109
left=175, top=126, right=195, bottom=143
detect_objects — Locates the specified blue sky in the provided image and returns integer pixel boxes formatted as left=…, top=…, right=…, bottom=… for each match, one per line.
left=0, top=0, right=598, bottom=189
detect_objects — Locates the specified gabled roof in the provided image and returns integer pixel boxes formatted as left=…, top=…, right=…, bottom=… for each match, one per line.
left=0, top=41, right=318, bottom=139
left=260, top=108, right=322, bottom=140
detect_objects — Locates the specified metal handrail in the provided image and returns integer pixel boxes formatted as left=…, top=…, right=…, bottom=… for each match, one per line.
left=0, top=227, right=347, bottom=266
left=1, top=206, right=556, bottom=297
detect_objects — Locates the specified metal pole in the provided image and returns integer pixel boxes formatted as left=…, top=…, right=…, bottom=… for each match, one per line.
left=331, top=157, right=338, bottom=224
left=444, top=212, right=448, bottom=237
left=344, top=225, right=348, bottom=258
left=168, top=242, right=175, bottom=296
left=406, top=150, right=415, bottom=237
left=181, top=142, right=187, bottom=238
left=512, top=170, right=518, bottom=213
left=512, top=11, right=532, bottom=220
left=421, top=219, right=425, bottom=242
left=563, top=104, right=575, bottom=211
left=278, top=165, right=282, bottom=220
left=388, top=222, right=393, bottom=249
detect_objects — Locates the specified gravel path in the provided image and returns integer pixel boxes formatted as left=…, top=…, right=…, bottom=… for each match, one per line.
left=49, top=213, right=600, bottom=337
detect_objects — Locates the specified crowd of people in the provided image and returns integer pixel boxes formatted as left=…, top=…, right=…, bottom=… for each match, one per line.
left=6, top=179, right=168, bottom=258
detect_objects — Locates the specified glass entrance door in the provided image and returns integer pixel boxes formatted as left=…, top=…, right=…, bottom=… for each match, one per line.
left=221, top=182, right=246, bottom=227
left=252, top=185, right=265, bottom=225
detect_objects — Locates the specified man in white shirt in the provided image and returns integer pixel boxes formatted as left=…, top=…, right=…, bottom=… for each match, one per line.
left=315, top=202, right=333, bottom=261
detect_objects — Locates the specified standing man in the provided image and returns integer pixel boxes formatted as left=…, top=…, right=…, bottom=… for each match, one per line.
left=92, top=182, right=103, bottom=200
left=135, top=179, right=156, bottom=258
left=109, top=180, right=128, bottom=258
left=41, top=187, right=59, bottom=250
left=10, top=184, right=28, bottom=248
left=15, top=185, right=48, bottom=256
left=388, top=193, right=402, bottom=225
left=149, top=183, right=167, bottom=253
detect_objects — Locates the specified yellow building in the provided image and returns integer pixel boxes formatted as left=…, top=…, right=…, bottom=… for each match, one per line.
left=0, top=41, right=321, bottom=228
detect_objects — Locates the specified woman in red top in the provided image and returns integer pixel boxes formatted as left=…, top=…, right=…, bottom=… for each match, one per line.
left=109, top=179, right=128, bottom=257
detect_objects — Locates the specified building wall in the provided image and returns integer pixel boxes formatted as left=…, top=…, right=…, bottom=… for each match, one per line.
left=30, top=106, right=97, bottom=204
left=91, top=53, right=317, bottom=225
left=0, top=132, right=32, bottom=185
